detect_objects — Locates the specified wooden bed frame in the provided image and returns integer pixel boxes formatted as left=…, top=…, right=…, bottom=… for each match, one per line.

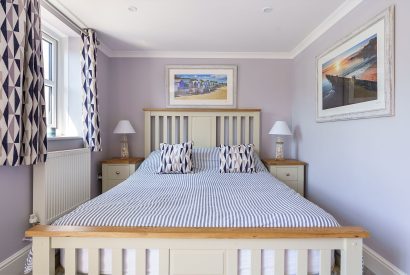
left=27, top=108, right=369, bottom=275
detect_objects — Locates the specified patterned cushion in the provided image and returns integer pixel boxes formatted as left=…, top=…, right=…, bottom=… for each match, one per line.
left=219, top=144, right=256, bottom=173
left=158, top=141, right=193, bottom=173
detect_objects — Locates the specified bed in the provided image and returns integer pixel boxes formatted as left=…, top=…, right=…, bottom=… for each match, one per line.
left=26, top=109, right=368, bottom=275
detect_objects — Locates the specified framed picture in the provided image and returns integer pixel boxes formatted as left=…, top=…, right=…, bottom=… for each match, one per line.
left=166, top=65, right=237, bottom=108
left=316, top=6, right=394, bottom=122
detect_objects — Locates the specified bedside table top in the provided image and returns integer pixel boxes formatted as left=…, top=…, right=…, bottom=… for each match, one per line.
left=102, top=157, right=144, bottom=164
left=262, top=159, right=307, bottom=166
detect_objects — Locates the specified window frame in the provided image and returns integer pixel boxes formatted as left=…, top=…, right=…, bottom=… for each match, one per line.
left=42, top=31, right=58, bottom=130
left=41, top=5, right=83, bottom=139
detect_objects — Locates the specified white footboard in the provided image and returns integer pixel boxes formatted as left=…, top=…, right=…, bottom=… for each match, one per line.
left=27, top=226, right=368, bottom=275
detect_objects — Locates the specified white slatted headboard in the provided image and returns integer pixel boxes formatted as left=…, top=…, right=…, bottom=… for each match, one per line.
left=144, top=108, right=261, bottom=157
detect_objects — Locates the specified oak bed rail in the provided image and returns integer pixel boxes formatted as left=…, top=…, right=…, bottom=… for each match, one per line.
left=26, top=225, right=369, bottom=239
left=26, top=225, right=368, bottom=275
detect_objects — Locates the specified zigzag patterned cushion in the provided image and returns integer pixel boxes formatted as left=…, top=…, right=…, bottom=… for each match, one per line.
left=158, top=141, right=193, bottom=173
left=219, top=144, right=256, bottom=173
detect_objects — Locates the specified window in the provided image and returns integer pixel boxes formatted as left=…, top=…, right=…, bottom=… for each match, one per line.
left=41, top=12, right=83, bottom=139
left=42, top=32, right=57, bottom=136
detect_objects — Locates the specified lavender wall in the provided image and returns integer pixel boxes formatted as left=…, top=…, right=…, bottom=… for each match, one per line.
left=105, top=58, right=293, bottom=159
left=0, top=139, right=80, bottom=262
left=291, top=0, right=410, bottom=272
left=0, top=52, right=110, bottom=263
left=0, top=165, right=32, bottom=263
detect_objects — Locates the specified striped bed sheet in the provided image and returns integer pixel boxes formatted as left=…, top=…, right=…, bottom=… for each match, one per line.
left=27, top=147, right=340, bottom=274
left=55, top=148, right=338, bottom=228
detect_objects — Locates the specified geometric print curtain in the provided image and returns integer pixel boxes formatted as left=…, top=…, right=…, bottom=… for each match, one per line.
left=81, top=29, right=101, bottom=151
left=0, top=0, right=47, bottom=166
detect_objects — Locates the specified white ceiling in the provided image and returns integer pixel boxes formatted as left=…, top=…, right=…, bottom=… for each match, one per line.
left=47, top=0, right=363, bottom=58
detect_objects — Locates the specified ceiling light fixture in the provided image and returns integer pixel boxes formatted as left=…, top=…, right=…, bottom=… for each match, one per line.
left=262, top=7, right=273, bottom=13
left=128, top=6, right=138, bottom=12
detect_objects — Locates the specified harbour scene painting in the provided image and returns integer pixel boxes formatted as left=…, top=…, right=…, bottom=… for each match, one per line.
left=321, top=34, right=378, bottom=110
left=167, top=65, right=237, bottom=108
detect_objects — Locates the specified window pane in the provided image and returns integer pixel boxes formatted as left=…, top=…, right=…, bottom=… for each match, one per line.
left=45, top=85, right=52, bottom=125
left=42, top=39, right=52, bottom=81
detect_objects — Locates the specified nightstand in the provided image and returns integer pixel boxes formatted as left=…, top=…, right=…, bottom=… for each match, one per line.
left=262, top=159, right=306, bottom=196
left=101, top=157, right=144, bottom=193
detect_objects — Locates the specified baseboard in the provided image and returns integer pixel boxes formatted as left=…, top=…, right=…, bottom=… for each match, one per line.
left=0, top=245, right=31, bottom=275
left=364, top=244, right=406, bottom=275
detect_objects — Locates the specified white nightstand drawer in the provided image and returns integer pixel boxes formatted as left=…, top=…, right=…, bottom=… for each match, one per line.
left=107, top=165, right=130, bottom=180
left=283, top=180, right=298, bottom=192
left=276, top=167, right=298, bottom=181
left=102, top=158, right=143, bottom=193
left=263, top=160, right=305, bottom=197
left=104, top=179, right=123, bottom=192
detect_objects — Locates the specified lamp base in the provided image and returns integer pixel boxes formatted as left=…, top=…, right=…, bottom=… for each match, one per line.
left=120, top=135, right=129, bottom=159
left=274, top=137, right=285, bottom=160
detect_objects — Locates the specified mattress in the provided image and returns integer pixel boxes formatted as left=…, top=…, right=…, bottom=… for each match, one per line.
left=34, top=148, right=340, bottom=274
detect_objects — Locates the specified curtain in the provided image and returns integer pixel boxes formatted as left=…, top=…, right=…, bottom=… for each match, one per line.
left=81, top=29, right=101, bottom=151
left=0, top=0, right=47, bottom=166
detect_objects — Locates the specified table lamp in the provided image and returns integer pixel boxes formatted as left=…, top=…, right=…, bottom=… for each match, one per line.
left=269, top=121, right=292, bottom=160
left=113, top=120, right=136, bottom=159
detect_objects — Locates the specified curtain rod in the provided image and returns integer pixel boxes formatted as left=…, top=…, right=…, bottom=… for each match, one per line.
left=40, top=0, right=87, bottom=36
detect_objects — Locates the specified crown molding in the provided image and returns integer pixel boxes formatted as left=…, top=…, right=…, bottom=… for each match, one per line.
left=97, top=49, right=293, bottom=59
left=96, top=0, right=363, bottom=60
left=97, top=42, right=115, bottom=57
left=289, top=0, right=364, bottom=58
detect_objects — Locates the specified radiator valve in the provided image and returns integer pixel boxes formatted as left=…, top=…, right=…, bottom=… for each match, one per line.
left=29, top=214, right=39, bottom=225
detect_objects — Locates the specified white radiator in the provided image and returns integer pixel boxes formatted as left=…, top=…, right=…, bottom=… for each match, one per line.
left=33, top=148, right=91, bottom=225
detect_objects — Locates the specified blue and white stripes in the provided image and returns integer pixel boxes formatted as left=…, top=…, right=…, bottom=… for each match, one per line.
left=54, top=148, right=339, bottom=228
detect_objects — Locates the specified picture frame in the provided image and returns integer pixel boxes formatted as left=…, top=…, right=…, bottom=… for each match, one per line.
left=316, top=6, right=394, bottom=122
left=166, top=65, right=237, bottom=108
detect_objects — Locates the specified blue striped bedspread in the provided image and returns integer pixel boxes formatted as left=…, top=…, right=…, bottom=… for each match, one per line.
left=25, top=148, right=339, bottom=273
left=54, top=147, right=339, bottom=228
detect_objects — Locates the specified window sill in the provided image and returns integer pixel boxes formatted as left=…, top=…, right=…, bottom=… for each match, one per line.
left=48, top=136, right=82, bottom=141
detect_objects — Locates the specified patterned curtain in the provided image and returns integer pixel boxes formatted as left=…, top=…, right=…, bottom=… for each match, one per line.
left=0, top=0, right=47, bottom=166
left=81, top=29, right=101, bottom=151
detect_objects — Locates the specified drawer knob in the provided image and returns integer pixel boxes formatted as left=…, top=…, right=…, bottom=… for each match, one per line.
left=286, top=173, right=290, bottom=177
left=115, top=171, right=120, bottom=175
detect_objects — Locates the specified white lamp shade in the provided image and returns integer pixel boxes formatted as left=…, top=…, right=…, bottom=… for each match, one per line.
left=113, top=120, right=136, bottom=134
left=269, top=121, right=292, bottom=136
